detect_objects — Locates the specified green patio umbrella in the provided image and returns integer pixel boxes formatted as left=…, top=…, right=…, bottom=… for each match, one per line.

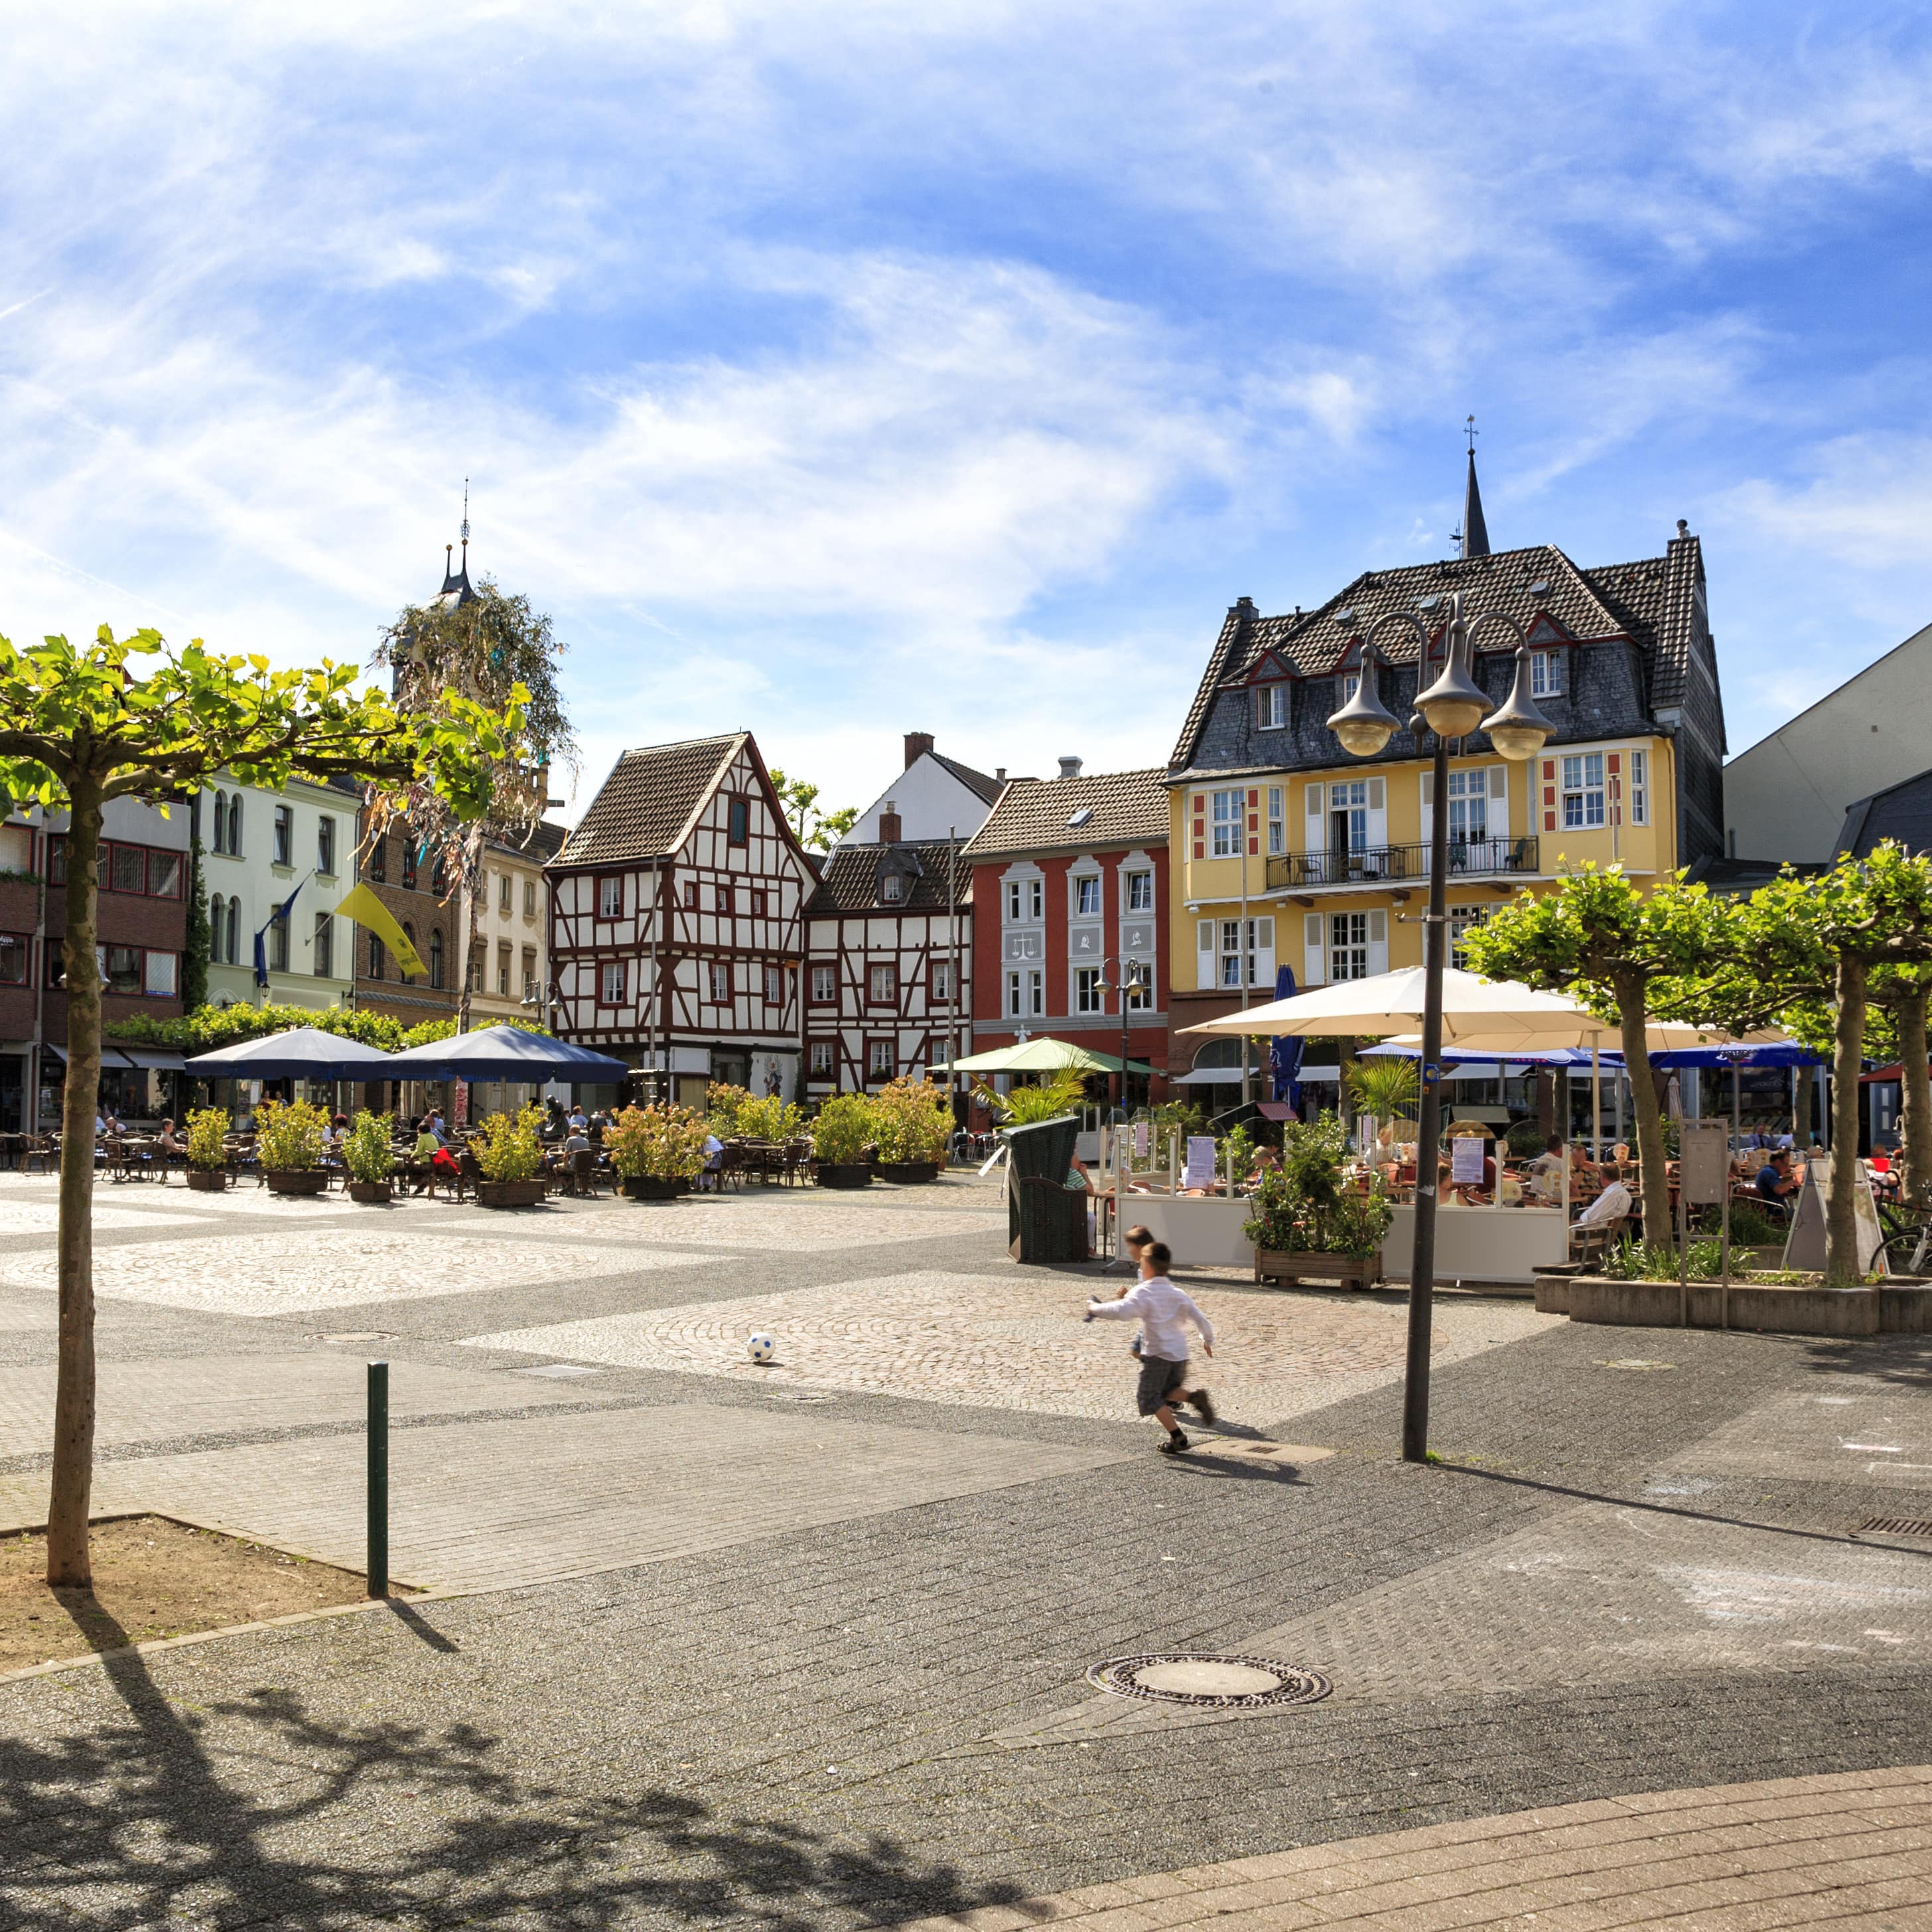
left=932, top=1037, right=1155, bottom=1077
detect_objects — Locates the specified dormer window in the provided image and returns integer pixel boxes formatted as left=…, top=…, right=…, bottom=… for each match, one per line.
left=1254, top=685, right=1286, bottom=730
left=1339, top=672, right=1359, bottom=705
left=1530, top=650, right=1563, bottom=697
left=882, top=872, right=904, bottom=902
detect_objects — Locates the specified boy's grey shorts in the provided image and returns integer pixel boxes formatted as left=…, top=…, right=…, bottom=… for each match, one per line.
left=1136, top=1353, right=1190, bottom=1416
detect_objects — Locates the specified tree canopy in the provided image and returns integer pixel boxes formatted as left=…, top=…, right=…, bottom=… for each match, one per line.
left=768, top=768, right=858, bottom=851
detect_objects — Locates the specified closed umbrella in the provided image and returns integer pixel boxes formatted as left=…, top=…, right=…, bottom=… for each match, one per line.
left=380, top=1027, right=631, bottom=1083
left=184, top=1028, right=397, bottom=1081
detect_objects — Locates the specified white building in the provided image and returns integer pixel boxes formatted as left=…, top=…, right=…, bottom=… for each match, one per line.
left=197, top=774, right=358, bottom=1012
left=839, top=732, right=1008, bottom=846
left=464, top=823, right=566, bottom=1025
left=1724, top=618, right=1932, bottom=863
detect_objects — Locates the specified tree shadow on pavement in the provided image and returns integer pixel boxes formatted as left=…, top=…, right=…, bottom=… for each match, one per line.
left=0, top=1597, right=1026, bottom=1931
left=1797, top=1334, right=1932, bottom=1391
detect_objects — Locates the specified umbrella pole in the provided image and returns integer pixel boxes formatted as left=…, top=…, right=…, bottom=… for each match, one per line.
left=1592, top=1044, right=1601, bottom=1162
left=1404, top=732, right=1451, bottom=1465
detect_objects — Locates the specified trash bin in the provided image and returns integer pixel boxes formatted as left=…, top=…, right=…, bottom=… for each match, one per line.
left=1004, top=1115, right=1086, bottom=1263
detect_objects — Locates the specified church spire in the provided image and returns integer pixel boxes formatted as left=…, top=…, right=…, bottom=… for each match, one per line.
left=435, top=481, right=476, bottom=609
left=1458, top=416, right=1489, bottom=559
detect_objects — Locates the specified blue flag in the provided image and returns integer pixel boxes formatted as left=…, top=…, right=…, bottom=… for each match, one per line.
left=1268, top=964, right=1304, bottom=1109
left=253, top=874, right=308, bottom=988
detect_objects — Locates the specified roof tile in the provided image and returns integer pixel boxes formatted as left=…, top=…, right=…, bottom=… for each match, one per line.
left=551, top=734, right=740, bottom=866
left=963, top=768, right=1168, bottom=862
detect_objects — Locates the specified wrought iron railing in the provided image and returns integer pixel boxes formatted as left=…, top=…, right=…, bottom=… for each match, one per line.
left=1264, top=836, right=1538, bottom=892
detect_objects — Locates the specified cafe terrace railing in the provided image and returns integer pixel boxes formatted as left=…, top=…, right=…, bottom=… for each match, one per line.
left=1264, top=835, right=1539, bottom=892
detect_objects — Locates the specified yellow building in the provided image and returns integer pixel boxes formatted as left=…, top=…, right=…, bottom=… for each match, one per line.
left=1164, top=498, right=1726, bottom=1087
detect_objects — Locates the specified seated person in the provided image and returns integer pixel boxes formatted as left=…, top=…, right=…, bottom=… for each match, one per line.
left=1756, top=1147, right=1801, bottom=1206
left=1576, top=1162, right=1633, bottom=1227
left=156, top=1118, right=181, bottom=1152
left=545, top=1125, right=592, bottom=1172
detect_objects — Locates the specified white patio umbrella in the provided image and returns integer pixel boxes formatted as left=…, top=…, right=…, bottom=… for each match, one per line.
left=1176, top=967, right=1595, bottom=1051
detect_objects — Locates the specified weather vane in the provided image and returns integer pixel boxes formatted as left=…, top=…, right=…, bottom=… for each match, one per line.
left=1464, top=414, right=1478, bottom=453
left=460, top=477, right=470, bottom=549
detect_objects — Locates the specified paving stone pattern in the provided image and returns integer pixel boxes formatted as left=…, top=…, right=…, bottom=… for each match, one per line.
left=0, top=1172, right=1927, bottom=1928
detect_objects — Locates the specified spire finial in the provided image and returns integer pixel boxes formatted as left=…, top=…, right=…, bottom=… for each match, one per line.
left=1464, top=413, right=1478, bottom=454
left=460, top=477, right=470, bottom=549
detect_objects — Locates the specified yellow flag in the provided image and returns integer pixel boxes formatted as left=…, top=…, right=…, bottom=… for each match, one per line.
left=334, top=884, right=427, bottom=979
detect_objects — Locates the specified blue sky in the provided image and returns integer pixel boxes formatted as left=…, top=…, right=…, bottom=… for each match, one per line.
left=3, top=2, right=1929, bottom=821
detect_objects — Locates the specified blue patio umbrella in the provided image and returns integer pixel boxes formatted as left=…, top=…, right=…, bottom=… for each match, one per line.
left=184, top=1027, right=397, bottom=1081
left=379, top=1026, right=631, bottom=1083
left=1267, top=965, right=1304, bottom=1107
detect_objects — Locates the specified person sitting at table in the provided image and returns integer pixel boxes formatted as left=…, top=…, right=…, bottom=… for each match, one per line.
left=1575, top=1162, right=1633, bottom=1228
left=568, top=1104, right=588, bottom=1133
left=408, top=1116, right=449, bottom=1196
left=545, top=1123, right=591, bottom=1174
left=157, top=1119, right=181, bottom=1155
left=1756, top=1146, right=1800, bottom=1207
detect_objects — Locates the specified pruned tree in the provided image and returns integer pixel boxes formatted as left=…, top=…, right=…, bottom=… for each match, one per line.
left=768, top=768, right=857, bottom=852
left=0, top=624, right=529, bottom=1587
left=1464, top=866, right=1728, bottom=1251
left=373, top=571, right=577, bottom=1030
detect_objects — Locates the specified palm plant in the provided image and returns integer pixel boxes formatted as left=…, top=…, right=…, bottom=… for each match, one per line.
left=975, top=1068, right=1086, bottom=1126
left=1344, top=1057, right=1419, bottom=1123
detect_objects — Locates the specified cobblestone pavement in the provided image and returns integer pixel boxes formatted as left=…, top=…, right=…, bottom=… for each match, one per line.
left=0, top=1172, right=1926, bottom=1928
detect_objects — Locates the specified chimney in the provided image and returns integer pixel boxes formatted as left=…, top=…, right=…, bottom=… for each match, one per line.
left=878, top=801, right=902, bottom=844
left=995, top=767, right=1006, bottom=782
left=904, top=730, right=935, bottom=769
left=1058, top=756, right=1083, bottom=780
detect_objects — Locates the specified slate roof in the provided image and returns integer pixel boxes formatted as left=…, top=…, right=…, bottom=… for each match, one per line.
left=930, top=750, right=1005, bottom=805
left=1168, top=535, right=1705, bottom=771
left=552, top=734, right=742, bottom=866
left=962, top=768, right=1169, bottom=862
left=492, top=819, right=568, bottom=862
left=1836, top=767, right=1932, bottom=861
left=806, top=841, right=973, bottom=916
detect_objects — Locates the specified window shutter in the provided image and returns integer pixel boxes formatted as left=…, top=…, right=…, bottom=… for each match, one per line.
left=1419, top=770, right=1432, bottom=843
left=1366, top=776, right=1387, bottom=851
left=1305, top=783, right=1324, bottom=850
left=1251, top=915, right=1275, bottom=989
left=1367, top=908, right=1389, bottom=977
left=1487, top=764, right=1509, bottom=839
left=1303, top=912, right=1325, bottom=985
left=1198, top=920, right=1215, bottom=989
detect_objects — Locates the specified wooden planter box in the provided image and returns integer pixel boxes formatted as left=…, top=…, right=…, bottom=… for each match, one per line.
left=186, top=1168, right=228, bottom=1193
left=475, top=1178, right=548, bottom=1208
left=1256, top=1248, right=1382, bottom=1291
left=876, top=1160, right=940, bottom=1185
left=347, top=1179, right=393, bottom=1204
left=622, top=1175, right=687, bottom=1201
left=265, top=1170, right=328, bottom=1196
left=815, top=1162, right=872, bottom=1189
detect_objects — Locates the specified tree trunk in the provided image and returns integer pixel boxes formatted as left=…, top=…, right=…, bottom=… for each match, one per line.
left=454, top=856, right=479, bottom=1035
left=1794, top=1064, right=1816, bottom=1148
left=48, top=778, right=104, bottom=1588
left=1826, top=953, right=1868, bottom=1284
left=1900, top=985, right=1931, bottom=1211
left=1615, top=968, right=1671, bottom=1252
left=1334, top=1036, right=1357, bottom=1133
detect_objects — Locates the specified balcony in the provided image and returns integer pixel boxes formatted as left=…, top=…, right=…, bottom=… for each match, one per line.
left=1264, top=836, right=1538, bottom=892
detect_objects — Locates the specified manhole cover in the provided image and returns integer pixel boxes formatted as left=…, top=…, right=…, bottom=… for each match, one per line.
left=1085, top=1653, right=1331, bottom=1710
left=1857, top=1517, right=1932, bottom=1540
left=1597, top=1359, right=1677, bottom=1371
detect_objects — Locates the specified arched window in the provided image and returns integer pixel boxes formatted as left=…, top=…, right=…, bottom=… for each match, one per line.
left=212, top=791, right=228, bottom=855
left=216, top=898, right=229, bottom=964
left=429, top=928, right=445, bottom=990
left=226, top=795, right=242, bottom=855
left=401, top=923, right=417, bottom=983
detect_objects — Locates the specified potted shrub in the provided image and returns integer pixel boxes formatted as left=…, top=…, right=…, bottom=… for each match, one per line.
left=1243, top=1112, right=1393, bottom=1290
left=606, top=1101, right=709, bottom=1200
left=344, top=1109, right=396, bottom=1204
left=736, top=1091, right=805, bottom=1144
left=256, top=1097, right=330, bottom=1195
left=472, top=1103, right=549, bottom=1207
left=704, top=1081, right=753, bottom=1138
left=872, top=1075, right=951, bottom=1182
left=811, top=1093, right=877, bottom=1187
left=184, top=1106, right=230, bottom=1192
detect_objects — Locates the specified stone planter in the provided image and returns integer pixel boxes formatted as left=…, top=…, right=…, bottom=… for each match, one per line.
left=347, top=1179, right=393, bottom=1205
left=622, top=1174, right=687, bottom=1201
left=265, top=1170, right=328, bottom=1196
left=475, top=1178, right=548, bottom=1209
left=186, top=1167, right=228, bottom=1193
left=1255, top=1249, right=1381, bottom=1292
left=1543, top=1271, right=1932, bottom=1338
left=815, top=1162, right=872, bottom=1190
left=876, top=1160, right=940, bottom=1185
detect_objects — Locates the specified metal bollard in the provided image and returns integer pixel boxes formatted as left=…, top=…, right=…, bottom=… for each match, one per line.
left=367, top=1360, right=389, bottom=1599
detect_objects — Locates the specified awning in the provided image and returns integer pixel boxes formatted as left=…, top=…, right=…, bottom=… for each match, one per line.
left=115, top=1048, right=186, bottom=1071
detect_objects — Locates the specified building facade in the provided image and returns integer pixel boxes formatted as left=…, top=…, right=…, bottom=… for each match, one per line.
left=803, top=819, right=972, bottom=1097
left=547, top=732, right=817, bottom=1107
left=352, top=809, right=459, bottom=1029
left=0, top=799, right=190, bottom=1130
left=839, top=732, right=1007, bottom=846
left=462, top=823, right=567, bottom=1026
left=962, top=761, right=1170, bottom=1101
left=1164, top=494, right=1726, bottom=1083
left=196, top=774, right=358, bottom=1014
left=1722, top=618, right=1932, bottom=864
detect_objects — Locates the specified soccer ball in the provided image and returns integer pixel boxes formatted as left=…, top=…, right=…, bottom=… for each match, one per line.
left=747, top=1332, right=777, bottom=1364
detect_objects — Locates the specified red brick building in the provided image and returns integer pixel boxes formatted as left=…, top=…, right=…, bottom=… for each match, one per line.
left=961, top=761, right=1170, bottom=1106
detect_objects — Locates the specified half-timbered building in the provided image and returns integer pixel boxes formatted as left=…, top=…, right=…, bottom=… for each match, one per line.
left=803, top=811, right=973, bottom=1097
left=547, top=732, right=817, bottom=1106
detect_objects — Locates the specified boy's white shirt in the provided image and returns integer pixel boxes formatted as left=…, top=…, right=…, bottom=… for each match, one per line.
left=1088, top=1274, right=1213, bottom=1360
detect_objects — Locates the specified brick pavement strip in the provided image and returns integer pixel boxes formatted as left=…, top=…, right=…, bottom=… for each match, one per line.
left=889, top=1767, right=1932, bottom=1932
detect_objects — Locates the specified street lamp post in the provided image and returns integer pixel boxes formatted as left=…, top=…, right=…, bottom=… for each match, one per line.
left=1095, top=956, right=1147, bottom=1118
left=1324, top=590, right=1553, bottom=1462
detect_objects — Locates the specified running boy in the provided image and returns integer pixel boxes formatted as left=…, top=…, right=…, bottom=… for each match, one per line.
left=1086, top=1241, right=1216, bottom=1454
